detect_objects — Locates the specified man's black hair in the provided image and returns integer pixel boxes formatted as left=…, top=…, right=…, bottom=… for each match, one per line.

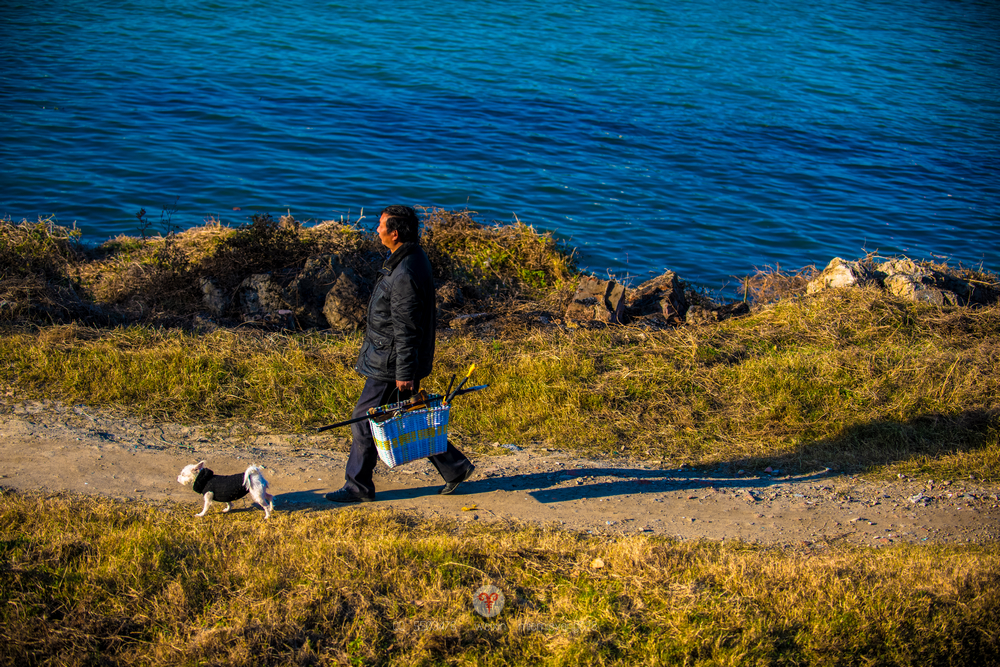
left=381, top=205, right=420, bottom=243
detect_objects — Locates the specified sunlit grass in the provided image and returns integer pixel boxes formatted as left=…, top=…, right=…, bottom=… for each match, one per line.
left=3, top=214, right=1000, bottom=665
left=2, top=286, right=998, bottom=481
left=2, top=490, right=997, bottom=666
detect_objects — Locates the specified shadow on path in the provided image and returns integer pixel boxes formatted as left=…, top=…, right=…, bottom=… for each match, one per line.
left=484, top=468, right=833, bottom=504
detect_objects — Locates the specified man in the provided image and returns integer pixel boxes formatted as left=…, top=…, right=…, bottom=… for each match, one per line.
left=325, top=205, right=475, bottom=503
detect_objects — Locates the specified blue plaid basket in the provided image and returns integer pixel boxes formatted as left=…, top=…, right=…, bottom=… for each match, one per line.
left=370, top=400, right=450, bottom=468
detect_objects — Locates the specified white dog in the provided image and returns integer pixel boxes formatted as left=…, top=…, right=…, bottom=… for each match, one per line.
left=176, top=460, right=274, bottom=519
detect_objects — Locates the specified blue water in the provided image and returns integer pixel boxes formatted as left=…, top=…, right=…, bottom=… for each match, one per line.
left=2, top=0, right=998, bottom=293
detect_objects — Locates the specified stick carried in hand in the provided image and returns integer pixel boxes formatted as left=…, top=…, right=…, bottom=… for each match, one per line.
left=446, top=364, right=476, bottom=404
left=316, top=381, right=488, bottom=432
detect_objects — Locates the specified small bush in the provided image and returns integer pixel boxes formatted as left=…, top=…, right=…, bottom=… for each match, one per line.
left=422, top=208, right=575, bottom=300
left=199, top=212, right=316, bottom=290
left=0, top=216, right=89, bottom=323
left=740, top=263, right=818, bottom=305
left=0, top=215, right=82, bottom=280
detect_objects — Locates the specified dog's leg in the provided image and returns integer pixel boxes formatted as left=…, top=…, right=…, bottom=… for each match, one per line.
left=222, top=502, right=232, bottom=513
left=262, top=491, right=273, bottom=519
left=196, top=492, right=214, bottom=517
left=256, top=500, right=271, bottom=519
left=250, top=487, right=273, bottom=519
left=245, top=471, right=274, bottom=519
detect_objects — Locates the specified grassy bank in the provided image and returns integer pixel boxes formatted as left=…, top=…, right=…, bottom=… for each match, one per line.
left=3, top=212, right=1000, bottom=665
left=2, top=490, right=998, bottom=666
left=2, top=285, right=998, bottom=480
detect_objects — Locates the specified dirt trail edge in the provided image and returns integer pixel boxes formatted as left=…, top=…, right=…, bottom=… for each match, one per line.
left=3, top=400, right=999, bottom=547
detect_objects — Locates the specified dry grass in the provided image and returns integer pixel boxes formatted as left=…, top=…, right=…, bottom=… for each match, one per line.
left=2, top=490, right=997, bottom=666
left=421, top=208, right=575, bottom=298
left=0, top=216, right=89, bottom=323
left=0, top=325, right=361, bottom=430
left=0, top=215, right=82, bottom=279
left=4, top=212, right=999, bottom=665
left=740, top=263, right=818, bottom=304
left=437, top=287, right=1000, bottom=479
left=2, top=285, right=998, bottom=481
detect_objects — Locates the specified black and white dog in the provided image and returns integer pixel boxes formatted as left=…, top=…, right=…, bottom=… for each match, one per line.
left=177, top=460, right=274, bottom=519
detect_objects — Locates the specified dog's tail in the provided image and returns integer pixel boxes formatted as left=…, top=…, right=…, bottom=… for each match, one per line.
left=244, top=465, right=274, bottom=518
left=244, top=465, right=270, bottom=492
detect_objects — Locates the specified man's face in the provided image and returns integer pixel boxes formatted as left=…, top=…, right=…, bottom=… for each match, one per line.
left=377, top=213, right=400, bottom=251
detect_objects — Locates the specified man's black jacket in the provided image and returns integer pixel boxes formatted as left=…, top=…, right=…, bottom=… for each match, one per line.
left=355, top=242, right=436, bottom=383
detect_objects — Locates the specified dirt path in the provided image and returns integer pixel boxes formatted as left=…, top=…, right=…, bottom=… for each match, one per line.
left=3, top=399, right=998, bottom=547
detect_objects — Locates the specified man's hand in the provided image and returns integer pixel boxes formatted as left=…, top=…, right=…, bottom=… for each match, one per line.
left=396, top=380, right=415, bottom=392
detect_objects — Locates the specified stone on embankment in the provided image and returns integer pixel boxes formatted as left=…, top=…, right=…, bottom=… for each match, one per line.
left=238, top=273, right=288, bottom=318
left=565, top=276, right=626, bottom=325
left=289, top=255, right=347, bottom=328
left=878, top=259, right=965, bottom=306
left=436, top=281, right=465, bottom=311
left=200, top=278, right=227, bottom=317
left=806, top=257, right=874, bottom=294
left=685, top=302, right=750, bottom=325
left=807, top=255, right=997, bottom=306
left=288, top=254, right=366, bottom=330
left=626, top=271, right=688, bottom=324
left=322, top=270, right=366, bottom=331
left=234, top=254, right=368, bottom=330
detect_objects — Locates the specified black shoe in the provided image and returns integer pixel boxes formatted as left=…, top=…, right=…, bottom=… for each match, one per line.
left=438, top=464, right=476, bottom=495
left=325, top=488, right=373, bottom=503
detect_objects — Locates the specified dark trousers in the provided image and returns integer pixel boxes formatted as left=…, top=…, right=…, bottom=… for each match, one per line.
left=344, top=376, right=472, bottom=498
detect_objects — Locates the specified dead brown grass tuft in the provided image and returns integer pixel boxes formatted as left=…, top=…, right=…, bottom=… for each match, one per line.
left=0, top=216, right=93, bottom=323
left=921, top=257, right=1000, bottom=291
left=741, top=262, right=818, bottom=305
left=0, top=215, right=82, bottom=279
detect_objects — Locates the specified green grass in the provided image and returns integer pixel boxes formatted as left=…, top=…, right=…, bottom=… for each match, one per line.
left=1, top=490, right=997, bottom=666
left=2, top=286, right=998, bottom=481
